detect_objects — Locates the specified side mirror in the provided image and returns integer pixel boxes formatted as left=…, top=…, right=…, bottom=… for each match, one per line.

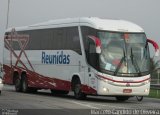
left=87, top=35, right=101, bottom=54
left=147, top=39, right=159, bottom=57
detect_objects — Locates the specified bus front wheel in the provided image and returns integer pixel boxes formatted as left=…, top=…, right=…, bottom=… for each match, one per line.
left=74, top=82, right=86, bottom=100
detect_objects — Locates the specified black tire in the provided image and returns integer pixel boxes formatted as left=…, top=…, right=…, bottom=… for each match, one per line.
left=0, top=90, right=1, bottom=95
left=74, top=81, right=86, bottom=100
left=115, top=96, right=130, bottom=101
left=21, top=74, right=29, bottom=93
left=51, top=89, right=69, bottom=95
left=15, top=77, right=22, bottom=92
left=136, top=96, right=143, bottom=101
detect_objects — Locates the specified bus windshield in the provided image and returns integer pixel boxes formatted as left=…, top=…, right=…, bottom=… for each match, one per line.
left=98, top=32, right=150, bottom=77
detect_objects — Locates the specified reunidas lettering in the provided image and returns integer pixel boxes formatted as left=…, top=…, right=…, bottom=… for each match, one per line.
left=42, top=51, right=70, bottom=64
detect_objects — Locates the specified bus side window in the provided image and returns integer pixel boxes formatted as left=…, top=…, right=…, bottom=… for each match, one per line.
left=66, top=27, right=81, bottom=55
left=81, top=26, right=97, bottom=67
left=87, top=38, right=99, bottom=69
left=81, top=26, right=97, bottom=54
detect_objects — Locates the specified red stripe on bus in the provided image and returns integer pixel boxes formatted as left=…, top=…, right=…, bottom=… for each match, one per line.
left=3, top=64, right=97, bottom=95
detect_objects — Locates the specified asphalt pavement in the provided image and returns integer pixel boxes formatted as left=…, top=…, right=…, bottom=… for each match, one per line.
left=0, top=85, right=160, bottom=115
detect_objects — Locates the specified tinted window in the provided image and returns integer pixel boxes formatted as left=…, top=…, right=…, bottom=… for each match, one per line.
left=6, top=27, right=81, bottom=54
left=66, top=27, right=81, bottom=54
left=81, top=26, right=97, bottom=50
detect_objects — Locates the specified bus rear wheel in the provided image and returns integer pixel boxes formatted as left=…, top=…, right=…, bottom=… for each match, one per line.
left=115, top=96, right=130, bottom=101
left=21, top=74, right=29, bottom=93
left=15, top=78, right=22, bottom=92
left=74, top=81, right=86, bottom=100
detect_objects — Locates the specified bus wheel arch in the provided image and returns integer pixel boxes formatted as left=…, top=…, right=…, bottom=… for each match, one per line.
left=71, top=75, right=80, bottom=91
left=13, top=71, right=19, bottom=85
left=71, top=75, right=86, bottom=99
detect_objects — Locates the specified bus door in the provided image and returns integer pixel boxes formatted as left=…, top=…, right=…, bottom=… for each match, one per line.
left=86, top=36, right=100, bottom=89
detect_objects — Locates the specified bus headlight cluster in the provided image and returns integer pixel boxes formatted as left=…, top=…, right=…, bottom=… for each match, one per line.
left=103, top=87, right=109, bottom=92
left=0, top=79, right=2, bottom=84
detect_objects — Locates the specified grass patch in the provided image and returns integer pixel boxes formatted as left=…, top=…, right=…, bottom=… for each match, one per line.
left=149, top=89, right=160, bottom=98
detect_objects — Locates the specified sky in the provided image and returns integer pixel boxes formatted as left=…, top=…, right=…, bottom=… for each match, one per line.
left=0, top=0, right=160, bottom=62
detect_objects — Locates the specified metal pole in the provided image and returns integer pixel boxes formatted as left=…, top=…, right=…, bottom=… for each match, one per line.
left=6, top=0, right=10, bottom=29
left=158, top=70, right=160, bottom=96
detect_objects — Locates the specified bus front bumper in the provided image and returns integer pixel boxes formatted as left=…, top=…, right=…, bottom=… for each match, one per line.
left=97, top=80, right=150, bottom=96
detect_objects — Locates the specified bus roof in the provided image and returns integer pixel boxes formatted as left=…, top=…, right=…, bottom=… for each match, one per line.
left=6, top=17, right=144, bottom=33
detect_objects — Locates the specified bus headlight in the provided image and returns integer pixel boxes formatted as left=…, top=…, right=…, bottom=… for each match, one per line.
left=103, top=87, right=109, bottom=92
left=103, top=87, right=107, bottom=92
left=144, top=88, right=149, bottom=92
left=0, top=79, right=2, bottom=84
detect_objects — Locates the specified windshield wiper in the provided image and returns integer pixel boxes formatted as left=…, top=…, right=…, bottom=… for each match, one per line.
left=144, top=41, right=148, bottom=59
left=130, top=48, right=141, bottom=75
left=114, top=48, right=126, bottom=76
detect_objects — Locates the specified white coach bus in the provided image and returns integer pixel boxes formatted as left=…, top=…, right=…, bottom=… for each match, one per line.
left=3, top=17, right=159, bottom=101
